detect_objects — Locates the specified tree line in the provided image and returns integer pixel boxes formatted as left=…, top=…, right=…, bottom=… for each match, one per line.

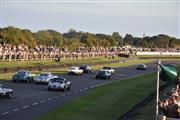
left=0, top=26, right=180, bottom=49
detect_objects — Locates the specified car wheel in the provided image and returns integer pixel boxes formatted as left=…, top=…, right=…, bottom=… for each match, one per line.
left=62, top=88, right=65, bottom=92
left=12, top=80, right=16, bottom=83
left=6, top=93, right=10, bottom=98
left=67, top=85, right=71, bottom=91
left=48, top=87, right=51, bottom=91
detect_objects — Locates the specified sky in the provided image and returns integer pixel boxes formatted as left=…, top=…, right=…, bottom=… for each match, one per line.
left=0, top=0, right=180, bottom=38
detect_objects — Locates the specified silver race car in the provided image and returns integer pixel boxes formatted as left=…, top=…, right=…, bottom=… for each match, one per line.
left=48, top=77, right=71, bottom=92
left=34, top=72, right=57, bottom=84
left=0, top=84, right=13, bottom=98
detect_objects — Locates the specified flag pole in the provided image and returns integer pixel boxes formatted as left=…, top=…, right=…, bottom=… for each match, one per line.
left=156, top=60, right=161, bottom=120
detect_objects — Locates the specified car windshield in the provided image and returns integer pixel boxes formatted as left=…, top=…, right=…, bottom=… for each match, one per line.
left=40, top=73, right=49, bottom=76
left=17, top=71, right=28, bottom=75
left=103, top=67, right=110, bottom=69
left=80, top=65, right=87, bottom=67
left=98, top=71, right=106, bottom=75
left=71, top=67, right=77, bottom=70
left=80, top=66, right=86, bottom=69
left=51, top=78, right=65, bottom=83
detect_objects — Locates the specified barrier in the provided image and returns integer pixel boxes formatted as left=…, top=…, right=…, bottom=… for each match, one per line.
left=136, top=52, right=180, bottom=56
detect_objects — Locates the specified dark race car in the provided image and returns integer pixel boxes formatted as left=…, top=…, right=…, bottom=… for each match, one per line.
left=12, top=70, right=35, bottom=82
left=79, top=65, right=92, bottom=73
left=136, top=64, right=147, bottom=70
left=95, top=70, right=112, bottom=80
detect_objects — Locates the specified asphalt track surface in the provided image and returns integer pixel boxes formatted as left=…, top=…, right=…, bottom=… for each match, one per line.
left=0, top=60, right=179, bottom=120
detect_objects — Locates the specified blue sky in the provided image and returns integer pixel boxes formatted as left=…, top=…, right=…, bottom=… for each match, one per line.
left=0, top=0, right=179, bottom=38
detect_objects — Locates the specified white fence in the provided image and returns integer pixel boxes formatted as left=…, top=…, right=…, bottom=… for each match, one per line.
left=136, top=52, right=180, bottom=56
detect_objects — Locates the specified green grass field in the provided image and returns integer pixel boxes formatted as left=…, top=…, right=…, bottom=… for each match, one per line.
left=0, top=59, right=154, bottom=80
left=36, top=72, right=165, bottom=120
left=133, top=85, right=174, bottom=120
left=1, top=56, right=120, bottom=68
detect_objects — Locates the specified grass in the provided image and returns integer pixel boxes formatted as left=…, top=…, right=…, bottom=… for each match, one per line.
left=36, top=72, right=162, bottom=120
left=133, top=84, right=175, bottom=120
left=0, top=56, right=120, bottom=68
left=0, top=59, right=155, bottom=80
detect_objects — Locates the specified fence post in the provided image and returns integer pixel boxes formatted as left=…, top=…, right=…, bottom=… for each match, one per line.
left=4, top=67, right=7, bottom=73
left=38, top=66, right=42, bottom=71
left=29, top=66, right=32, bottom=71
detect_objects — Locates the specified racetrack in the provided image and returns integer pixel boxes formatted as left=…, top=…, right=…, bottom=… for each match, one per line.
left=0, top=60, right=179, bottom=120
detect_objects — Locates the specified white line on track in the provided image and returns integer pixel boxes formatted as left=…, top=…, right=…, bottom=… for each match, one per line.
left=1, top=112, right=9, bottom=115
left=40, top=100, right=45, bottom=103
left=89, top=86, right=94, bottom=89
left=48, top=98, right=52, bottom=101
left=32, top=103, right=38, bottom=106
left=73, top=90, right=77, bottom=93
left=22, top=105, right=29, bottom=109
left=79, top=89, right=83, bottom=92
left=54, top=96, right=58, bottom=99
left=12, top=108, right=20, bottom=112
left=67, top=92, right=71, bottom=95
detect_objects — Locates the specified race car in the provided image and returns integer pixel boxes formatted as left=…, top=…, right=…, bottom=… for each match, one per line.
left=34, top=72, right=57, bottom=84
left=95, top=70, right=112, bottom=80
left=136, top=64, right=147, bottom=70
left=0, top=84, right=13, bottom=98
left=101, top=67, right=115, bottom=74
left=79, top=65, right=92, bottom=73
left=48, top=77, right=71, bottom=92
left=68, top=67, right=83, bottom=75
left=12, top=70, right=35, bottom=82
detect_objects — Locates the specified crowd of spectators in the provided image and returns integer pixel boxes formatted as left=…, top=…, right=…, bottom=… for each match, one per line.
left=0, top=44, right=180, bottom=62
left=0, top=44, right=118, bottom=61
left=159, top=81, right=180, bottom=119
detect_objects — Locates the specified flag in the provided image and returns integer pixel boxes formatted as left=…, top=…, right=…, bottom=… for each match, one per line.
left=160, top=64, right=178, bottom=82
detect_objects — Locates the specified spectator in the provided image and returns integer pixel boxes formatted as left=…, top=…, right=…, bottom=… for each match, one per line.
left=159, top=83, right=180, bottom=119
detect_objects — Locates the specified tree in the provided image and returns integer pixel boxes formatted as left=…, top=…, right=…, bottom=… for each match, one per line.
left=112, top=32, right=123, bottom=46
left=124, top=34, right=134, bottom=45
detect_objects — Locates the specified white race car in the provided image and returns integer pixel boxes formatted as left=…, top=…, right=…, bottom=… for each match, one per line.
left=48, top=77, right=71, bottom=92
left=34, top=72, right=57, bottom=84
left=68, top=67, right=83, bottom=75
left=101, top=67, right=115, bottom=74
left=0, top=84, right=13, bottom=98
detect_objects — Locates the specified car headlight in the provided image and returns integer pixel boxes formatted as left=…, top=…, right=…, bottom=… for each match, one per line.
left=60, top=84, right=65, bottom=88
left=24, top=75, right=28, bottom=78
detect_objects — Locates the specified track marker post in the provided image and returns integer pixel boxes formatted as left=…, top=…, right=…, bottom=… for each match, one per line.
left=156, top=60, right=161, bottom=120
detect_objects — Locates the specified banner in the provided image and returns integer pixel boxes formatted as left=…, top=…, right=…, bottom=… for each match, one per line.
left=160, top=64, right=178, bottom=82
